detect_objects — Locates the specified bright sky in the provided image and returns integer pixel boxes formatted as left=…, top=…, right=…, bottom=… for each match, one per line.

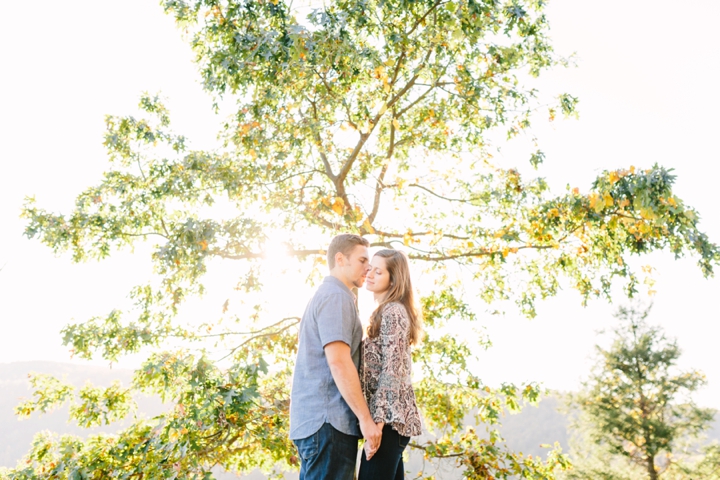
left=1, top=0, right=719, bottom=409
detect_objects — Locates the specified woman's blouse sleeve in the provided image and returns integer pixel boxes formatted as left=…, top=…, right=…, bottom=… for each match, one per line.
left=369, top=304, right=411, bottom=424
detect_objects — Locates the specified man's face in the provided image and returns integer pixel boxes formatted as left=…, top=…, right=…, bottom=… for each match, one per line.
left=337, top=245, right=370, bottom=289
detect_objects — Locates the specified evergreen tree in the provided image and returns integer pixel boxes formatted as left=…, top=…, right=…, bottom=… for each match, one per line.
left=568, top=305, right=715, bottom=480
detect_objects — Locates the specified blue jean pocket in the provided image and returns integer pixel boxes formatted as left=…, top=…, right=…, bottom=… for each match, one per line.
left=294, top=432, right=318, bottom=462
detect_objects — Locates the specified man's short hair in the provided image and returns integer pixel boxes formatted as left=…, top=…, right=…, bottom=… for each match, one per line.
left=327, top=234, right=369, bottom=269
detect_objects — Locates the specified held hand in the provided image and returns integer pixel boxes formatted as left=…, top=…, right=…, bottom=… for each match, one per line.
left=363, top=438, right=377, bottom=460
left=363, top=421, right=384, bottom=461
left=359, top=417, right=382, bottom=459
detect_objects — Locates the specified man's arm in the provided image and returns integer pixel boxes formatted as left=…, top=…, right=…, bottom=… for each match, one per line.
left=325, top=341, right=382, bottom=452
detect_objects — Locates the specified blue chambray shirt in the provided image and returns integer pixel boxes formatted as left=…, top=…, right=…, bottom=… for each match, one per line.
left=289, top=276, right=363, bottom=440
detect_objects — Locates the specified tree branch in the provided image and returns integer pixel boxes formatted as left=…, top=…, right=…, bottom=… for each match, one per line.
left=120, top=231, right=171, bottom=240
left=218, top=319, right=300, bottom=362
left=213, top=248, right=324, bottom=261
left=408, top=244, right=554, bottom=262
left=179, top=317, right=301, bottom=339
left=396, top=85, right=436, bottom=118
left=373, top=229, right=472, bottom=241
left=335, top=45, right=435, bottom=216
left=308, top=97, right=336, bottom=182
left=367, top=162, right=390, bottom=226
left=406, top=0, right=445, bottom=37
left=407, top=183, right=478, bottom=203
left=408, top=441, right=464, bottom=458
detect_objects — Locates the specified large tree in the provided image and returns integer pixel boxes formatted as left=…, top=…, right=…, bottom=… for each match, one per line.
left=5, top=0, right=719, bottom=478
left=565, top=305, right=715, bottom=480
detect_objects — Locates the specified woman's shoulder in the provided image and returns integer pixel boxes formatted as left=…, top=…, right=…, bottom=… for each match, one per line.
left=382, top=302, right=409, bottom=319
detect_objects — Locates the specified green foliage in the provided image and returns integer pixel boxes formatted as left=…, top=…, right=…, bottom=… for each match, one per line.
left=8, top=0, right=720, bottom=477
left=684, top=443, right=720, bottom=479
left=565, top=305, right=716, bottom=480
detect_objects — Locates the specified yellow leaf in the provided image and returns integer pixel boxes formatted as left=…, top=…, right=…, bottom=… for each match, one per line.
left=199, top=240, right=208, bottom=251
left=362, top=218, right=375, bottom=234
left=639, top=209, right=655, bottom=220
left=608, top=171, right=620, bottom=184
left=603, top=192, right=614, bottom=207
left=629, top=165, right=636, bottom=174
left=589, top=193, right=603, bottom=213
left=249, top=149, right=257, bottom=159
left=502, top=247, right=509, bottom=258
left=392, top=118, right=400, bottom=130
left=331, top=197, right=345, bottom=215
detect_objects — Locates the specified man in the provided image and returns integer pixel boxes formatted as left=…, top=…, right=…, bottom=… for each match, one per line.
left=290, top=233, right=382, bottom=480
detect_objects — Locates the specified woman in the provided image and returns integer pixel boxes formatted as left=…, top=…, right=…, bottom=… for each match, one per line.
left=359, top=249, right=423, bottom=480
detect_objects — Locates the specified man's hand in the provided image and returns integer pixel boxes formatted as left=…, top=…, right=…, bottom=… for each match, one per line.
left=325, top=341, right=380, bottom=451
left=360, top=418, right=382, bottom=459
left=363, top=421, right=384, bottom=460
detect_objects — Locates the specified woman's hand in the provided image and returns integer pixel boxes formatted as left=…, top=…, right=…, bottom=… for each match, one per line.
left=364, top=422, right=385, bottom=460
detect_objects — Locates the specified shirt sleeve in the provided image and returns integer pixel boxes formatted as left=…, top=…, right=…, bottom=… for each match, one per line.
left=317, top=293, right=358, bottom=348
left=369, top=305, right=410, bottom=424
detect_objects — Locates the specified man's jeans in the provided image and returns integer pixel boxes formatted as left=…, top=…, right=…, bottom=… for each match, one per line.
left=293, top=422, right=359, bottom=480
left=358, top=424, right=410, bottom=480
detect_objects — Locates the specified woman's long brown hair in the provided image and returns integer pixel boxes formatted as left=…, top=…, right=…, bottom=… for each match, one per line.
left=367, top=249, right=422, bottom=345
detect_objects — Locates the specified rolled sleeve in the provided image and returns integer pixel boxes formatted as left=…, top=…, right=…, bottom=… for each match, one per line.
left=317, top=293, right=358, bottom=348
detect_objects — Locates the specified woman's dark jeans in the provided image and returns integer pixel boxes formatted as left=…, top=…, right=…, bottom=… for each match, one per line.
left=358, top=424, right=410, bottom=480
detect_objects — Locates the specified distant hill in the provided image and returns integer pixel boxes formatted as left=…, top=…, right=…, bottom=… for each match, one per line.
left=1, top=362, right=716, bottom=479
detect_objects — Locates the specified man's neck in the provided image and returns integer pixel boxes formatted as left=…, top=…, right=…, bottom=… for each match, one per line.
left=330, top=270, right=354, bottom=291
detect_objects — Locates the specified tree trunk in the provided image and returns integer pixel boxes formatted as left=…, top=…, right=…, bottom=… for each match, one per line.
left=647, top=455, right=658, bottom=480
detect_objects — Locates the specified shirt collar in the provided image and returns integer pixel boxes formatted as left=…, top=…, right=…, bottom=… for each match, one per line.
left=323, top=275, right=357, bottom=300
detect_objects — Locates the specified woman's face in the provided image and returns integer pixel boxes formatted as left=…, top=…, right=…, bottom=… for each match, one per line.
left=365, top=256, right=391, bottom=295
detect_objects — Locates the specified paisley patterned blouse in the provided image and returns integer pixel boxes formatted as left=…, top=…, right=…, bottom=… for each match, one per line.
left=361, top=302, right=422, bottom=437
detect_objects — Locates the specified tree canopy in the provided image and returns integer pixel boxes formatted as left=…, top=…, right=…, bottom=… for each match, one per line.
left=5, top=0, right=720, bottom=478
